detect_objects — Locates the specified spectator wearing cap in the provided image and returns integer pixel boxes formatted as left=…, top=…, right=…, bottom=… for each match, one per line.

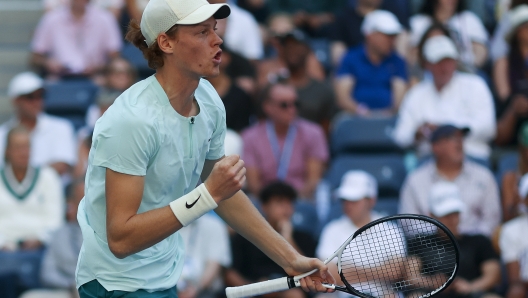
left=495, top=5, right=528, bottom=146
left=500, top=173, right=528, bottom=298
left=399, top=124, right=501, bottom=237
left=334, top=10, right=407, bottom=116
left=501, top=122, right=528, bottom=222
left=280, top=30, right=336, bottom=132
left=225, top=181, right=316, bottom=298
left=242, top=82, right=328, bottom=200
left=43, top=0, right=125, bottom=20
left=31, top=0, right=122, bottom=79
left=0, top=72, right=76, bottom=176
left=393, top=35, right=496, bottom=161
left=317, top=170, right=406, bottom=298
left=408, top=181, right=501, bottom=298
left=208, top=0, right=263, bottom=61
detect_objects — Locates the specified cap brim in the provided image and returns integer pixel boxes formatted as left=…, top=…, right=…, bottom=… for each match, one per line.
left=175, top=3, right=230, bottom=25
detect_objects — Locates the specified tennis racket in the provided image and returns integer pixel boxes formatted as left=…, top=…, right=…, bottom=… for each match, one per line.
left=225, top=214, right=459, bottom=298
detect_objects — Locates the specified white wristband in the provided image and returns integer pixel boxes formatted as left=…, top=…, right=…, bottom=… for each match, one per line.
left=169, top=183, right=218, bottom=226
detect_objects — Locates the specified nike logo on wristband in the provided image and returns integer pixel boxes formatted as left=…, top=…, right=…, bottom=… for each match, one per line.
left=186, top=195, right=201, bottom=209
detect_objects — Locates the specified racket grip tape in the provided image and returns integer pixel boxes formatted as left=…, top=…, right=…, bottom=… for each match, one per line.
left=225, top=276, right=295, bottom=298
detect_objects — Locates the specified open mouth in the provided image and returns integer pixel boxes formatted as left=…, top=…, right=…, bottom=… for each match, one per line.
left=213, top=50, right=222, bottom=64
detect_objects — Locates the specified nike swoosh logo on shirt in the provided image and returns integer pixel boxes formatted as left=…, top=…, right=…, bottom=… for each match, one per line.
left=186, top=195, right=201, bottom=209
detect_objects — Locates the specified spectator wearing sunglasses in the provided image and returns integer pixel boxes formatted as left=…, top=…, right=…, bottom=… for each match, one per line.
left=0, top=72, right=76, bottom=176
left=241, top=82, right=328, bottom=201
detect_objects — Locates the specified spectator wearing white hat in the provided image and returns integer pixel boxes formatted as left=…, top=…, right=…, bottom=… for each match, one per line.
left=334, top=10, right=408, bottom=116
left=317, top=170, right=406, bottom=298
left=410, top=181, right=501, bottom=298
left=0, top=72, right=76, bottom=176
left=399, top=124, right=501, bottom=237
left=393, top=35, right=496, bottom=161
left=500, top=173, right=528, bottom=298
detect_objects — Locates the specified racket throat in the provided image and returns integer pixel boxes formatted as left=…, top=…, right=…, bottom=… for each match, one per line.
left=287, top=277, right=296, bottom=289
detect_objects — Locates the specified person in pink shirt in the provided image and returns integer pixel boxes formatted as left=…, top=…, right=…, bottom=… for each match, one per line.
left=242, top=82, right=329, bottom=200
left=31, top=0, right=122, bottom=79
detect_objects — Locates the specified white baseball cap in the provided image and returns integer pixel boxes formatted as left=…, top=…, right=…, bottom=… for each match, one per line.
left=361, top=10, right=402, bottom=36
left=7, top=72, right=44, bottom=99
left=429, top=181, right=465, bottom=217
left=423, top=35, right=459, bottom=64
left=335, top=170, right=377, bottom=201
left=506, top=5, right=528, bottom=41
left=518, top=173, right=528, bottom=200
left=140, top=0, right=231, bottom=46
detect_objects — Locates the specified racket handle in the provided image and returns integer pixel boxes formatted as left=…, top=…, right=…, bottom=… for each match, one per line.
left=226, top=276, right=293, bottom=298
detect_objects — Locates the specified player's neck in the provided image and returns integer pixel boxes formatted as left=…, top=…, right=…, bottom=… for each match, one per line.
left=155, top=69, right=200, bottom=117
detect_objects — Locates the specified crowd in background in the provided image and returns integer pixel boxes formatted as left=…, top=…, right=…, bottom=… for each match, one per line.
left=1, top=0, right=528, bottom=297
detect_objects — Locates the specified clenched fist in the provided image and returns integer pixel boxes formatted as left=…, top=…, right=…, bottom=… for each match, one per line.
left=204, top=155, right=246, bottom=203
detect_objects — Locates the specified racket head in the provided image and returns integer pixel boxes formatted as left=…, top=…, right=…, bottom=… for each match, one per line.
left=338, top=214, right=459, bottom=298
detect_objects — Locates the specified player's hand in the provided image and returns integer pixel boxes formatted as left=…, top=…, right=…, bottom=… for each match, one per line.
left=204, top=155, right=246, bottom=203
left=285, top=256, right=336, bottom=293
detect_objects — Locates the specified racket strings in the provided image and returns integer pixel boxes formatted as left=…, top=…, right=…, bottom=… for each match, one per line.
left=339, top=218, right=457, bottom=298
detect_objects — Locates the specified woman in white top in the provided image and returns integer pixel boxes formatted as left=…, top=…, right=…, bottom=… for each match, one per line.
left=410, top=0, right=488, bottom=72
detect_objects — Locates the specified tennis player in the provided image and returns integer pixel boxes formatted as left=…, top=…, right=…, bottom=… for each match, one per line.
left=75, top=0, right=334, bottom=297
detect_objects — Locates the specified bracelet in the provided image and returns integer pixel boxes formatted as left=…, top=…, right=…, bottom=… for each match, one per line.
left=169, top=183, right=218, bottom=226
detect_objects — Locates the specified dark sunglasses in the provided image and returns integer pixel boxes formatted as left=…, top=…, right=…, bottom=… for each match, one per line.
left=277, top=101, right=300, bottom=109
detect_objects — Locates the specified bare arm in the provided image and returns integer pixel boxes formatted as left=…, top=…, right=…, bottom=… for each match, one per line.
left=467, top=260, right=501, bottom=292
left=391, top=77, right=407, bottom=112
left=330, top=41, right=347, bottom=68
left=493, top=57, right=510, bottom=101
left=50, top=162, right=71, bottom=176
left=496, top=95, right=528, bottom=146
left=472, top=42, right=488, bottom=69
left=506, top=261, right=526, bottom=298
left=334, top=76, right=358, bottom=114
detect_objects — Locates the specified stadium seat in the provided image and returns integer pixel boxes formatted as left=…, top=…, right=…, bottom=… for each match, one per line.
left=292, top=201, right=319, bottom=237
left=121, top=42, right=155, bottom=80
left=325, top=154, right=407, bottom=197
left=331, top=117, right=401, bottom=155
left=44, top=80, right=99, bottom=130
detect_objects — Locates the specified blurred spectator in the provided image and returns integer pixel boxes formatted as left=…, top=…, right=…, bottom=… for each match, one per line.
left=236, top=0, right=269, bottom=24
left=177, top=214, right=231, bottom=298
left=221, top=45, right=257, bottom=96
left=393, top=35, right=496, bottom=161
left=207, top=49, right=255, bottom=132
left=495, top=6, right=528, bottom=146
left=125, top=0, right=149, bottom=21
left=31, top=0, right=122, bottom=79
left=410, top=0, right=488, bottom=72
left=224, top=129, right=243, bottom=157
left=258, top=16, right=325, bottom=89
left=85, top=89, right=121, bottom=131
left=408, top=181, right=501, bottom=298
left=225, top=181, right=316, bottom=298
left=101, top=57, right=138, bottom=92
left=328, top=0, right=383, bottom=66
left=242, top=83, right=328, bottom=200
left=281, top=30, right=336, bottom=130
left=491, top=1, right=528, bottom=101
left=399, top=124, right=501, bottom=237
left=334, top=10, right=407, bottom=116
left=19, top=178, right=84, bottom=298
left=501, top=122, right=528, bottom=222
left=317, top=170, right=406, bottom=298
left=0, top=72, right=76, bottom=176
left=408, top=22, right=451, bottom=86
left=43, top=0, right=125, bottom=19
left=500, top=173, right=528, bottom=298
left=73, top=132, right=92, bottom=180
left=0, top=126, right=65, bottom=296
left=209, top=0, right=263, bottom=61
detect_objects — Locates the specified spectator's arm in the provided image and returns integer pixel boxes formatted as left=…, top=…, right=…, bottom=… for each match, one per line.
left=334, top=76, right=358, bottom=114
left=125, top=0, right=142, bottom=21
left=50, top=162, right=71, bottom=176
left=330, top=41, right=347, bottom=68
left=391, top=77, right=407, bottom=112
left=30, top=53, right=66, bottom=76
left=467, top=259, right=501, bottom=292
left=506, top=261, right=526, bottom=298
left=307, top=52, right=326, bottom=81
left=198, top=261, right=222, bottom=290
left=493, top=57, right=510, bottom=101
left=300, top=157, right=324, bottom=199
left=501, top=172, right=521, bottom=222
left=224, top=268, right=251, bottom=286
left=496, top=95, right=528, bottom=146
left=472, top=42, right=488, bottom=69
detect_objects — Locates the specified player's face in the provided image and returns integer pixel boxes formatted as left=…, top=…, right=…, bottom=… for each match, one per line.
left=170, top=17, right=223, bottom=78
left=6, top=132, right=30, bottom=169
left=14, top=89, right=44, bottom=120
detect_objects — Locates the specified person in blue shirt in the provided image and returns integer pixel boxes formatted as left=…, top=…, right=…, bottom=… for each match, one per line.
left=334, top=10, right=408, bottom=116
left=74, top=0, right=335, bottom=297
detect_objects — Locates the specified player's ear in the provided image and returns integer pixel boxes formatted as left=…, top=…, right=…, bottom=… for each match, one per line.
left=157, top=33, right=174, bottom=54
